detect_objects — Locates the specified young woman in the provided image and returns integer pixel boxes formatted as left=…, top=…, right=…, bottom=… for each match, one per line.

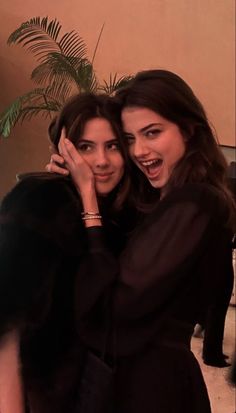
left=0, top=93, right=134, bottom=413
left=56, top=70, right=235, bottom=413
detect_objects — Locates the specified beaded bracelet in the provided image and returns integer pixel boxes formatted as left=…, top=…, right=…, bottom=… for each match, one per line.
left=81, top=212, right=102, bottom=221
left=81, top=211, right=100, bottom=216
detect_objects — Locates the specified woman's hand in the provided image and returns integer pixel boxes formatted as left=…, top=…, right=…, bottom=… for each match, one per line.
left=58, top=129, right=101, bottom=226
left=45, top=143, right=69, bottom=176
left=58, top=128, right=95, bottom=195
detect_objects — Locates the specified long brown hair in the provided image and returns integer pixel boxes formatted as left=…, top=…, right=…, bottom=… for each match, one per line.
left=115, top=70, right=235, bottom=227
left=48, top=93, right=131, bottom=210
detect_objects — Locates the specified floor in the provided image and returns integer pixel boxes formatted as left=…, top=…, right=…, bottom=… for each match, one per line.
left=191, top=304, right=236, bottom=413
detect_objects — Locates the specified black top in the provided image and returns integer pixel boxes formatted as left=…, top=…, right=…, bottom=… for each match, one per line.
left=0, top=177, right=233, bottom=413
left=79, top=183, right=233, bottom=355
left=77, top=182, right=233, bottom=413
left=0, top=173, right=130, bottom=412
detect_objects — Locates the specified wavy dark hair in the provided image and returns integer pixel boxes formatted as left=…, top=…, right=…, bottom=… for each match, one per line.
left=48, top=93, right=131, bottom=210
left=115, top=69, right=235, bottom=227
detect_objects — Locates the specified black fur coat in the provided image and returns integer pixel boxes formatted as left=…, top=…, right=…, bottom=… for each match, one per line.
left=0, top=173, right=93, bottom=412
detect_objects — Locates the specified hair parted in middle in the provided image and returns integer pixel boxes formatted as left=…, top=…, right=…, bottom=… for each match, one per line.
left=48, top=92, right=131, bottom=209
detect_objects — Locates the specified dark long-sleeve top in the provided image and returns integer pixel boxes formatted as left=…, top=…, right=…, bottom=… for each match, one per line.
left=0, top=176, right=233, bottom=412
left=0, top=173, right=127, bottom=337
left=77, top=182, right=234, bottom=356
left=0, top=173, right=128, bottom=411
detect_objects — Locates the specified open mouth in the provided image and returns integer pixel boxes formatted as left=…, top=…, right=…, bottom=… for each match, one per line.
left=140, top=159, right=163, bottom=178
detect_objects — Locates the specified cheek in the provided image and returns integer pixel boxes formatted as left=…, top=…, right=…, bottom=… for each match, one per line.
left=79, top=153, right=93, bottom=168
left=168, top=138, right=186, bottom=164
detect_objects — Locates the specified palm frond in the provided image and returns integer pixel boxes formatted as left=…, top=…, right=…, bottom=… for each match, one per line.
left=19, top=103, right=59, bottom=123
left=99, top=73, right=134, bottom=95
left=7, top=16, right=88, bottom=63
left=43, top=81, right=74, bottom=105
left=7, top=17, right=62, bottom=60
left=0, top=99, right=22, bottom=137
left=31, top=53, right=97, bottom=97
left=0, top=88, right=62, bottom=137
left=31, top=52, right=80, bottom=86
left=2, top=16, right=133, bottom=138
left=59, top=31, right=87, bottom=60
left=75, top=60, right=98, bottom=92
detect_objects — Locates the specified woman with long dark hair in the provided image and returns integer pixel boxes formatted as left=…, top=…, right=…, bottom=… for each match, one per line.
left=57, top=70, right=235, bottom=413
left=0, top=93, right=134, bottom=413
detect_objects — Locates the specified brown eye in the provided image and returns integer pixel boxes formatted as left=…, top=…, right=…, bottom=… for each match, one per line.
left=107, top=142, right=120, bottom=150
left=145, top=129, right=161, bottom=137
left=77, top=143, right=92, bottom=152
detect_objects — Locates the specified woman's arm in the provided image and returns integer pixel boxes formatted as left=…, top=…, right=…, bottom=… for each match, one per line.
left=0, top=331, right=25, bottom=413
left=58, top=131, right=102, bottom=228
left=114, top=185, right=227, bottom=321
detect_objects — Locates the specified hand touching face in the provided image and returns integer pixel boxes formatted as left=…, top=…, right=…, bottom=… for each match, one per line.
left=47, top=118, right=125, bottom=197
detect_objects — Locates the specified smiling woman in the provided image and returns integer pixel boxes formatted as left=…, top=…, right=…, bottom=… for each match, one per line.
left=47, top=93, right=130, bottom=203
left=0, top=93, right=135, bottom=413
left=59, top=70, right=235, bottom=413
left=74, top=117, right=124, bottom=196
left=122, top=107, right=186, bottom=196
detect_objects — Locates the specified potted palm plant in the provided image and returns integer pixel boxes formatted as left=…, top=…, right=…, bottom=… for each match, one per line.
left=0, top=16, right=132, bottom=137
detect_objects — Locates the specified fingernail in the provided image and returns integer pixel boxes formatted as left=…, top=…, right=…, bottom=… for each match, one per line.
left=64, top=138, right=70, bottom=145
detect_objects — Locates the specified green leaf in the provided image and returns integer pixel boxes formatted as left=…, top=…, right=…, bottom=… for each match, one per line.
left=99, top=73, right=134, bottom=95
left=7, top=17, right=62, bottom=60
left=7, top=16, right=87, bottom=63
left=0, top=99, right=22, bottom=137
left=0, top=88, right=62, bottom=137
left=1, top=16, right=132, bottom=137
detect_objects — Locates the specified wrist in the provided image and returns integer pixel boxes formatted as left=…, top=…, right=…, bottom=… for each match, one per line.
left=81, top=211, right=102, bottom=228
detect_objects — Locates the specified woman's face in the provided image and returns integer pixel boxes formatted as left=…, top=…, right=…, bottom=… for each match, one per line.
left=121, top=107, right=186, bottom=195
left=76, top=117, right=124, bottom=196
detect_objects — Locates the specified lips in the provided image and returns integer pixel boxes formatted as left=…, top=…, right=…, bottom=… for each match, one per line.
left=94, top=173, right=113, bottom=182
left=139, top=159, right=163, bottom=179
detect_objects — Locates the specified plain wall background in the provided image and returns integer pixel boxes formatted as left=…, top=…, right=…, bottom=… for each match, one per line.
left=0, top=0, right=235, bottom=198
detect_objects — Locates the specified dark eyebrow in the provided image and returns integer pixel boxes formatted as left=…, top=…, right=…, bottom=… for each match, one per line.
left=78, top=138, right=118, bottom=144
left=78, top=139, right=94, bottom=144
left=139, top=123, right=162, bottom=133
left=123, top=123, right=163, bottom=136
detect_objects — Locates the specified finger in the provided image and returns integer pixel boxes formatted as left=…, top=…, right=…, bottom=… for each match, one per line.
left=64, top=138, right=84, bottom=164
left=58, top=127, right=67, bottom=157
left=45, top=162, right=69, bottom=175
left=59, top=137, right=73, bottom=165
left=51, top=153, right=65, bottom=165
left=59, top=137, right=78, bottom=170
left=61, top=127, right=67, bottom=140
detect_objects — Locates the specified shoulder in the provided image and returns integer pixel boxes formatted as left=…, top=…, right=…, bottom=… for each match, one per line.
left=1, top=172, right=81, bottom=216
left=160, top=183, right=229, bottom=220
left=0, top=173, right=84, bottom=252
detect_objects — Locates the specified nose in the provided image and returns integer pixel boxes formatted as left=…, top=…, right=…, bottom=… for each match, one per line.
left=95, top=149, right=109, bottom=168
left=131, top=137, right=150, bottom=159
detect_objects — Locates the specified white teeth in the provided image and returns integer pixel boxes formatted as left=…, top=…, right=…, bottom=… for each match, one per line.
left=141, top=160, right=160, bottom=166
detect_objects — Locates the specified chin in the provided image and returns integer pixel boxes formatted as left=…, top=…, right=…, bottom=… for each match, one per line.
left=96, top=186, right=112, bottom=197
left=148, top=179, right=162, bottom=189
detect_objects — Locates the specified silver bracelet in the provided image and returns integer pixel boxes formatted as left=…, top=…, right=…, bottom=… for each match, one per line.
left=82, top=214, right=102, bottom=221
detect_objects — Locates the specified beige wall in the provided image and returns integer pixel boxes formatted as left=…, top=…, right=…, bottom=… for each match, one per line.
left=0, top=0, right=235, bottom=198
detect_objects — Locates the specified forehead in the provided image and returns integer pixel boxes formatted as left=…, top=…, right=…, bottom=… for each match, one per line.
left=121, top=106, right=165, bottom=131
left=81, top=117, right=116, bottom=141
